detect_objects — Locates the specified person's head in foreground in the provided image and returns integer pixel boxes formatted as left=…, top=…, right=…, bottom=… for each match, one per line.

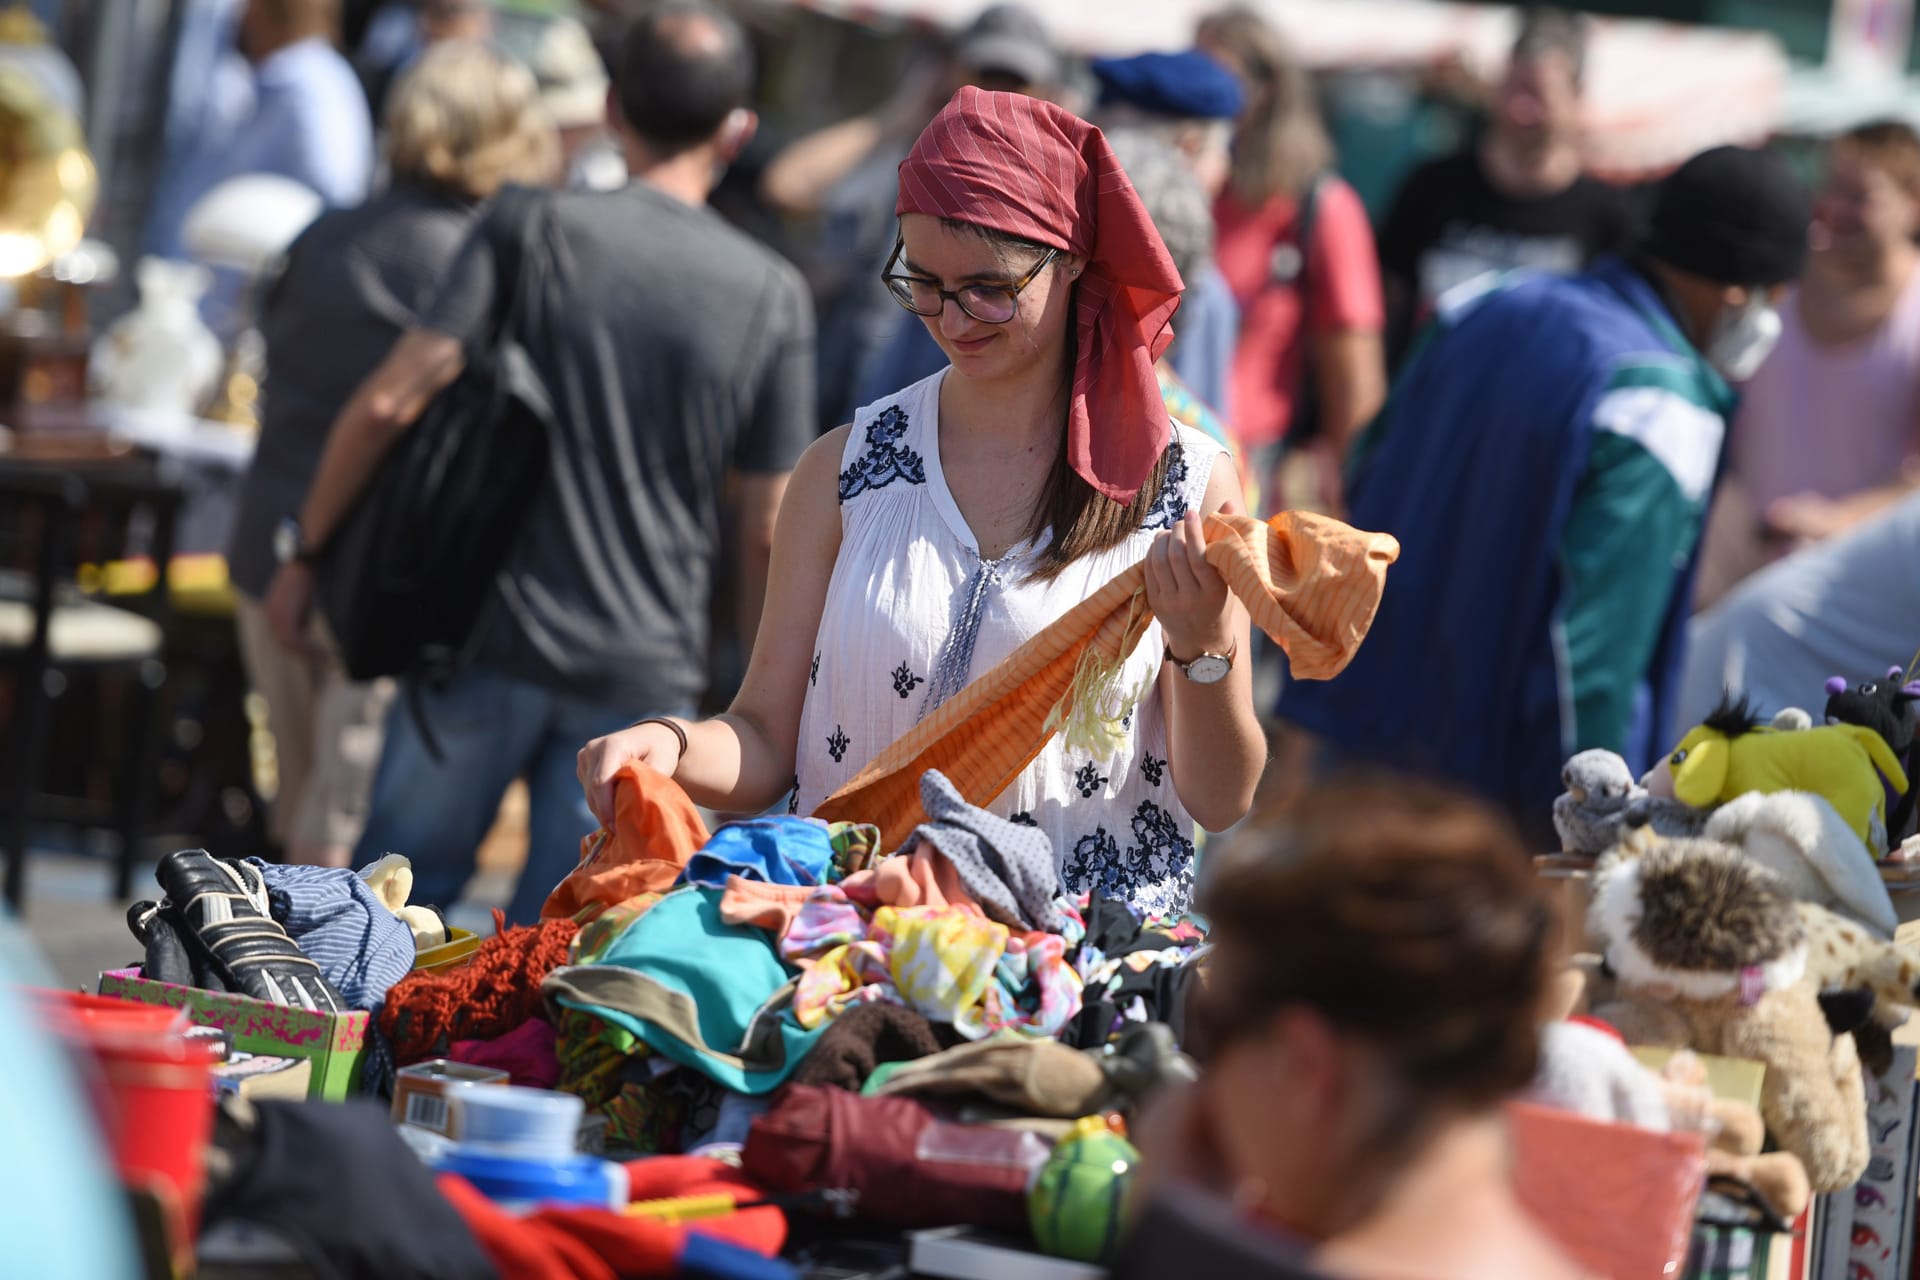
left=884, top=86, right=1187, bottom=574
left=384, top=40, right=560, bottom=201
left=1814, top=120, right=1920, bottom=267
left=1642, top=144, right=1811, bottom=381
left=1161, top=782, right=1582, bottom=1279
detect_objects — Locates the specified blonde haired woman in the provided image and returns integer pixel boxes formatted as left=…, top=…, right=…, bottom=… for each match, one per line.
left=1199, top=7, right=1385, bottom=515
left=229, top=41, right=558, bottom=867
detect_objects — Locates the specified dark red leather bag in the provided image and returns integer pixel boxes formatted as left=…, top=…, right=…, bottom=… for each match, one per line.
left=742, top=1084, right=1042, bottom=1228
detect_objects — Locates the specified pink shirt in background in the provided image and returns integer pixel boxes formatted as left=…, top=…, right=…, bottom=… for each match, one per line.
left=1215, top=177, right=1385, bottom=450
left=1733, top=270, right=1920, bottom=510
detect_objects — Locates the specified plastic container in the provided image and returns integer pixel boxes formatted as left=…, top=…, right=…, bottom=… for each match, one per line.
left=449, top=1083, right=583, bottom=1158
left=414, top=926, right=480, bottom=973
left=29, top=990, right=221, bottom=1244
left=432, top=1147, right=626, bottom=1214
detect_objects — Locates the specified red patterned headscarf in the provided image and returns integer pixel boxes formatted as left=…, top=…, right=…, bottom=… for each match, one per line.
left=897, top=86, right=1184, bottom=503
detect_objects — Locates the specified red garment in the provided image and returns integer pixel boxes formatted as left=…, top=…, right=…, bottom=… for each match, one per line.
left=896, top=86, right=1183, bottom=503
left=1214, top=178, right=1384, bottom=449
left=438, top=1156, right=786, bottom=1280
left=449, top=1017, right=563, bottom=1090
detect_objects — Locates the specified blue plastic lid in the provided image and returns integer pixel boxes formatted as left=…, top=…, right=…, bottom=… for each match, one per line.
left=431, top=1148, right=621, bottom=1211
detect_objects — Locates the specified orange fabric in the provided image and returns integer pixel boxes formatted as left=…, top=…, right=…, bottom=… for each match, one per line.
left=1505, top=1101, right=1706, bottom=1280
left=842, top=844, right=977, bottom=913
left=717, top=877, right=821, bottom=941
left=814, top=511, right=1398, bottom=841
left=543, top=762, right=710, bottom=922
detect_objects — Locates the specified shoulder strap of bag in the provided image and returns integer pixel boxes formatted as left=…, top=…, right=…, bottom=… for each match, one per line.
left=1292, top=170, right=1329, bottom=292
left=471, top=184, right=551, bottom=352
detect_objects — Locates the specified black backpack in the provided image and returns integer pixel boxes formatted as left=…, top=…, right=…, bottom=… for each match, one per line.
left=318, top=186, right=555, bottom=687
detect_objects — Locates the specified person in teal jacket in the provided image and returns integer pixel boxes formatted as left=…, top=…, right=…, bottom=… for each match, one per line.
left=1279, top=147, right=1811, bottom=837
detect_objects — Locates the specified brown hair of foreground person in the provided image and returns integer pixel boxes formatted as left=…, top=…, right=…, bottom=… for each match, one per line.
left=1156, top=783, right=1580, bottom=1279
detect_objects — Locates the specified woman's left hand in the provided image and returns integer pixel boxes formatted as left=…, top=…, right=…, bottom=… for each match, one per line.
left=1145, top=509, right=1232, bottom=659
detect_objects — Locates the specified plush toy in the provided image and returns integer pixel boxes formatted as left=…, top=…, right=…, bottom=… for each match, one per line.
left=1771, top=707, right=1816, bottom=732
left=1586, top=829, right=1869, bottom=1192
left=359, top=855, right=449, bottom=950
left=1659, top=694, right=1909, bottom=855
left=1552, top=749, right=1709, bottom=855
left=1825, top=668, right=1920, bottom=846
left=1702, top=791, right=1897, bottom=937
left=1796, top=901, right=1920, bottom=1010
left=1529, top=1020, right=1813, bottom=1217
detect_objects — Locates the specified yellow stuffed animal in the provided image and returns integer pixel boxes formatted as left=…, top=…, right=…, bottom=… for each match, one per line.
left=1660, top=696, right=1909, bottom=854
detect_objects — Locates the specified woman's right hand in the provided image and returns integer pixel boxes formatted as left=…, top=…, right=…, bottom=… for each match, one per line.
left=576, top=721, right=686, bottom=826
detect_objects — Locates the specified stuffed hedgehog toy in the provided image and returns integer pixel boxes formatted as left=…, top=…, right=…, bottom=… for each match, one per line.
left=1587, top=828, right=1869, bottom=1192
left=1825, top=668, right=1920, bottom=847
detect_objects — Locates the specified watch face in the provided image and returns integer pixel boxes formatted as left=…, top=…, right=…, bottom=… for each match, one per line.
left=274, top=520, right=300, bottom=565
left=1185, top=655, right=1232, bottom=685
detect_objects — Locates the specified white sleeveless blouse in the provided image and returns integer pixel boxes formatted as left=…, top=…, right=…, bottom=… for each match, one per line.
left=793, top=370, right=1223, bottom=918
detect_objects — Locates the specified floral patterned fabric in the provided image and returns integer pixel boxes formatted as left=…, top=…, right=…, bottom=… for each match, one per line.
left=781, top=888, right=1085, bottom=1041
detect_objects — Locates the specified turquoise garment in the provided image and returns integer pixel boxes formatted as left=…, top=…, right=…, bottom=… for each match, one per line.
left=0, top=914, right=142, bottom=1280
left=544, top=886, right=826, bottom=1095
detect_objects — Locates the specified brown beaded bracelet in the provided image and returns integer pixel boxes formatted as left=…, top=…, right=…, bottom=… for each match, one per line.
left=628, top=716, right=689, bottom=757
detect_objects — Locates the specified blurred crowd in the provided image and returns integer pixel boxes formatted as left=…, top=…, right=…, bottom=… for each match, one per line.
left=137, top=0, right=1920, bottom=904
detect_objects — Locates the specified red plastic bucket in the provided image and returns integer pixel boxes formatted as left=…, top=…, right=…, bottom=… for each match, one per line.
left=28, top=990, right=220, bottom=1248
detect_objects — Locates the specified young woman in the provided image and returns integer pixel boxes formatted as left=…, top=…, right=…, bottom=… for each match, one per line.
left=1140, top=783, right=1586, bottom=1280
left=1200, top=7, right=1386, bottom=515
left=578, top=88, right=1263, bottom=915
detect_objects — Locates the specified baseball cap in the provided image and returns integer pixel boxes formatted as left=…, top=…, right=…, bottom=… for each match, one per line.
left=955, top=4, right=1060, bottom=90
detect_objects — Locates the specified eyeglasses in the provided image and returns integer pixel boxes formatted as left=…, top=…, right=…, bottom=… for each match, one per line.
left=881, top=236, right=1061, bottom=324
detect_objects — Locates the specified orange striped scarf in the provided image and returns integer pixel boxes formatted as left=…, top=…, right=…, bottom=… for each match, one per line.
left=814, top=511, right=1399, bottom=842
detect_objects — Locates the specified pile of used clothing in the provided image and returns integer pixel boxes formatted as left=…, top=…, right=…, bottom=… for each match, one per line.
left=170, top=760, right=1207, bottom=1277
left=340, top=761, right=1204, bottom=1242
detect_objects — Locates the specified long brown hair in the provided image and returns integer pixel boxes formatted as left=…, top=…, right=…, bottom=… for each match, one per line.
left=1200, top=6, right=1332, bottom=206
left=943, top=219, right=1174, bottom=582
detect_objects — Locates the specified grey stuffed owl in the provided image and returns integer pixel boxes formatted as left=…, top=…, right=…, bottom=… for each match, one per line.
left=1553, top=749, right=1710, bottom=855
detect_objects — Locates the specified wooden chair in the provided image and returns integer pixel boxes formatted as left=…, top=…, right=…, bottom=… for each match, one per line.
left=0, top=456, right=183, bottom=904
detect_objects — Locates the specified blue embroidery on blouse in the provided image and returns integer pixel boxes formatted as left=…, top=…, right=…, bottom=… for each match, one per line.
left=1140, top=441, right=1190, bottom=532
left=838, top=405, right=926, bottom=502
left=1062, top=800, right=1197, bottom=917
left=891, top=661, right=925, bottom=700
left=1062, top=828, right=1122, bottom=898
left=1128, top=799, right=1194, bottom=884
left=827, top=726, right=850, bottom=764
left=1010, top=811, right=1039, bottom=828
left=1140, top=755, right=1166, bottom=787
left=1074, top=761, right=1110, bottom=799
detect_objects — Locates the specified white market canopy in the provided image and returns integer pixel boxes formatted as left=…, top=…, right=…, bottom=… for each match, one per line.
left=769, top=0, right=1789, bottom=179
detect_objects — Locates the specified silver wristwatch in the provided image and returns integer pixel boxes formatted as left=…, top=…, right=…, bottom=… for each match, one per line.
left=1167, top=640, right=1236, bottom=685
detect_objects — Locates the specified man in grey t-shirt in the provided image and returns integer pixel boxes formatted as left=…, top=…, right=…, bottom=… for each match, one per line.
left=263, top=3, right=815, bottom=922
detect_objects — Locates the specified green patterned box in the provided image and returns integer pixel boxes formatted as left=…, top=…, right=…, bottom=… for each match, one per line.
left=98, top=969, right=367, bottom=1101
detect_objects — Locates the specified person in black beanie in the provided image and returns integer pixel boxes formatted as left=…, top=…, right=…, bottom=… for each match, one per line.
left=1277, top=145, right=1811, bottom=838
